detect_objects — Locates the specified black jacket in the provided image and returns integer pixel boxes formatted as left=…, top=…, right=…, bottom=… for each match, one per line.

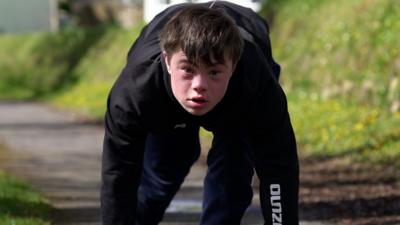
left=102, top=1, right=299, bottom=224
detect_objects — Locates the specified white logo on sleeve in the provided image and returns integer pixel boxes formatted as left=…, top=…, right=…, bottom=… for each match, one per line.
left=174, top=123, right=186, bottom=129
left=270, top=184, right=282, bottom=225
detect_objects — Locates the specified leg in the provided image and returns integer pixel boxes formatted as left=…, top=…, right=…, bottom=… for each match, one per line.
left=200, top=130, right=254, bottom=225
left=136, top=125, right=201, bottom=225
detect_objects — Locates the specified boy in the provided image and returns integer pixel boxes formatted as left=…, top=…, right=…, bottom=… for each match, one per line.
left=101, top=1, right=299, bottom=225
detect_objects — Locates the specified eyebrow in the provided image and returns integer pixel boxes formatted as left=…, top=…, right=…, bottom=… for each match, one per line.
left=178, top=59, right=227, bottom=70
left=177, top=59, right=191, bottom=64
left=177, top=59, right=199, bottom=68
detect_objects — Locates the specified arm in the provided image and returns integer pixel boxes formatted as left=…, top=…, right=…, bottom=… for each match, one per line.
left=256, top=112, right=299, bottom=225
left=101, top=82, right=147, bottom=225
left=252, top=77, right=299, bottom=225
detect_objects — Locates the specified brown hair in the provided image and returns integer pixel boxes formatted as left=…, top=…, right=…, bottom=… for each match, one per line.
left=160, top=4, right=244, bottom=66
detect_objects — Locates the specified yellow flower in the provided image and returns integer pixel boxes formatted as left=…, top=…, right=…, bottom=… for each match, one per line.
left=354, top=122, right=364, bottom=131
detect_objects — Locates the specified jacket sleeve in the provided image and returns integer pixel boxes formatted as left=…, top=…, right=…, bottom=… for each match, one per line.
left=101, top=76, right=147, bottom=225
left=251, top=65, right=299, bottom=225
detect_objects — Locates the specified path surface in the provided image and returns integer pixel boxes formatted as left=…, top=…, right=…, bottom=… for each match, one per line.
left=2, top=101, right=398, bottom=225
left=0, top=101, right=103, bottom=224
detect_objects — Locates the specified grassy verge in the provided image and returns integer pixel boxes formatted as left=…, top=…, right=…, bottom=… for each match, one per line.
left=264, top=0, right=399, bottom=112
left=49, top=25, right=144, bottom=119
left=0, top=23, right=143, bottom=118
left=288, top=96, right=400, bottom=168
left=0, top=170, right=51, bottom=225
left=0, top=25, right=109, bottom=99
left=260, top=0, right=400, bottom=167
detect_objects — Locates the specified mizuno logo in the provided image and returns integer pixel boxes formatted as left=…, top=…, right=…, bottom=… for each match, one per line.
left=270, top=184, right=282, bottom=225
left=174, top=123, right=186, bottom=129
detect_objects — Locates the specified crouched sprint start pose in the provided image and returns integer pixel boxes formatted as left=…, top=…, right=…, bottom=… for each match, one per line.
left=101, top=1, right=299, bottom=225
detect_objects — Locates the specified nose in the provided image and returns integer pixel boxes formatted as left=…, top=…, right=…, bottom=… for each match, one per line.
left=191, top=74, right=208, bottom=92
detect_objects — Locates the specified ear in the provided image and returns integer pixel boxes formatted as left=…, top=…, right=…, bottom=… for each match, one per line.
left=162, top=51, right=171, bottom=74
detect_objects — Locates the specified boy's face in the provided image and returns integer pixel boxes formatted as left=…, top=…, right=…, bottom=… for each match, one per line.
left=164, top=50, right=234, bottom=116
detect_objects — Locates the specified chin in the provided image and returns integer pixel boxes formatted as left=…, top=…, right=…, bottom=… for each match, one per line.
left=186, top=108, right=210, bottom=116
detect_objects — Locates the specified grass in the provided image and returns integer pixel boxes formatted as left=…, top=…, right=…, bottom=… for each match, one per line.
left=0, top=25, right=109, bottom=99
left=260, top=0, right=400, bottom=168
left=263, top=0, right=399, bottom=112
left=49, top=24, right=144, bottom=118
left=0, top=170, right=51, bottom=225
left=288, top=96, right=400, bottom=168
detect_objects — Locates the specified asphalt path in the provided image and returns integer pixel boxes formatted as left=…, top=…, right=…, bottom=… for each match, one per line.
left=0, top=101, right=329, bottom=225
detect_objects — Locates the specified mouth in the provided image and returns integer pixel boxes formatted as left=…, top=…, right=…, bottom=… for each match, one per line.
left=188, top=97, right=208, bottom=106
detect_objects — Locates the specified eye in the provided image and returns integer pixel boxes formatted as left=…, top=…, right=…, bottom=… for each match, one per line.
left=209, top=70, right=222, bottom=77
left=182, top=66, right=194, bottom=75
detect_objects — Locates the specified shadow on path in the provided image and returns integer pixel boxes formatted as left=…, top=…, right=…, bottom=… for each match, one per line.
left=299, top=157, right=400, bottom=224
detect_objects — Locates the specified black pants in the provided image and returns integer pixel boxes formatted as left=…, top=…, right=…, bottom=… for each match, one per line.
left=136, top=125, right=254, bottom=225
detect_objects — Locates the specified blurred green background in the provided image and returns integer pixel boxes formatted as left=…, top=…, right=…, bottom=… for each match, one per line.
left=0, top=0, right=399, bottom=167
left=0, top=0, right=399, bottom=223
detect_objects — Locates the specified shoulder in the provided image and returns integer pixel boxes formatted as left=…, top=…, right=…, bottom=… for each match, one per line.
left=109, top=53, right=167, bottom=116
